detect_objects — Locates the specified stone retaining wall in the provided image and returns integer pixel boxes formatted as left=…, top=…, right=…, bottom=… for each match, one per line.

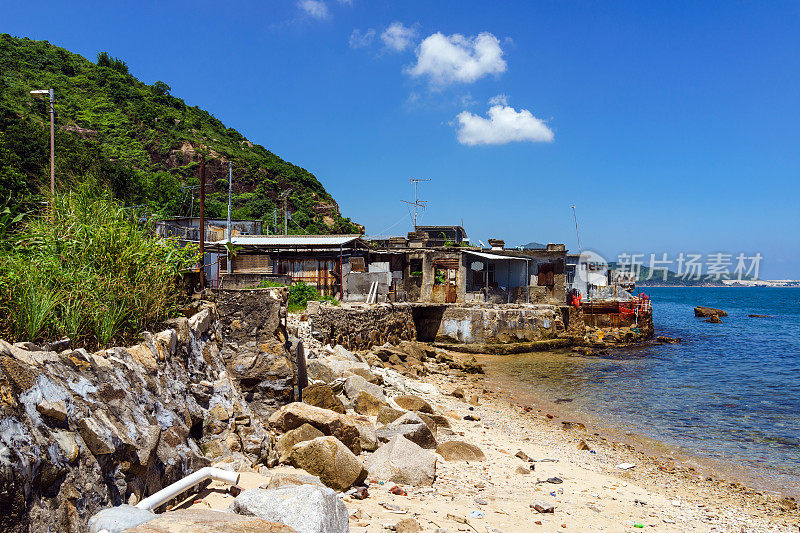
left=435, top=304, right=561, bottom=344
left=310, top=305, right=416, bottom=351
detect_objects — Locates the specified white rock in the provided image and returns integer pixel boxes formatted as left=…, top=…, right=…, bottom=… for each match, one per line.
left=231, top=485, right=349, bottom=533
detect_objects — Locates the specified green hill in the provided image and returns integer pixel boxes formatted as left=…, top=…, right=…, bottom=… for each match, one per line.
left=0, top=34, right=360, bottom=234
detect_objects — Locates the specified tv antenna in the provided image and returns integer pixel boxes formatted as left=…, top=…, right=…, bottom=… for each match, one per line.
left=571, top=205, right=582, bottom=253
left=402, top=178, right=430, bottom=230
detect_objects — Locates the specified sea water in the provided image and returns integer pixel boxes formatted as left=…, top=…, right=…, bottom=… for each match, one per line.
left=485, top=287, right=800, bottom=495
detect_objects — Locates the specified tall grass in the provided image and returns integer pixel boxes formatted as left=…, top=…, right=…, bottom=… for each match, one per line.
left=0, top=188, right=199, bottom=348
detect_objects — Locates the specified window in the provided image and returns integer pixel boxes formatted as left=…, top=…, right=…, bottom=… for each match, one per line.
left=409, top=259, right=422, bottom=277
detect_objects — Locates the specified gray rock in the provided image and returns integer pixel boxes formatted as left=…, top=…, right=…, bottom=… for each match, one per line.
left=366, top=435, right=436, bottom=486
left=266, top=470, right=324, bottom=490
left=36, top=399, right=68, bottom=422
left=87, top=504, right=156, bottom=533
left=343, top=375, right=386, bottom=402
left=376, top=412, right=437, bottom=449
left=231, top=485, right=349, bottom=533
left=307, top=360, right=335, bottom=384
left=188, top=307, right=213, bottom=336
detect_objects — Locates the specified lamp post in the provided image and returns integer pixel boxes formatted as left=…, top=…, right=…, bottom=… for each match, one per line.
left=30, top=89, right=55, bottom=197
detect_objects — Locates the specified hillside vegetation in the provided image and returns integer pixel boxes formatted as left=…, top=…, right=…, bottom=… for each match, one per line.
left=0, top=34, right=359, bottom=234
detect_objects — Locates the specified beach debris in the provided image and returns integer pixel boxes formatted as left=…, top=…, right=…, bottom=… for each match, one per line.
left=463, top=414, right=481, bottom=421
left=554, top=398, right=573, bottom=404
left=347, top=486, right=369, bottom=500
left=577, top=440, right=591, bottom=451
left=634, top=498, right=647, bottom=506
left=474, top=498, right=488, bottom=505
left=633, top=522, right=644, bottom=528
left=545, top=414, right=554, bottom=419
left=380, top=502, right=407, bottom=513
left=671, top=499, right=682, bottom=507
left=561, top=421, right=585, bottom=430
left=536, top=458, right=559, bottom=463
left=469, top=394, right=480, bottom=405
left=389, top=485, right=407, bottom=496
left=616, top=463, right=636, bottom=470
left=450, top=387, right=465, bottom=399
left=532, top=501, right=555, bottom=513
left=515, top=450, right=533, bottom=462
left=447, top=513, right=468, bottom=524
left=516, top=465, right=531, bottom=475
left=544, top=477, right=563, bottom=484
left=470, top=510, right=484, bottom=519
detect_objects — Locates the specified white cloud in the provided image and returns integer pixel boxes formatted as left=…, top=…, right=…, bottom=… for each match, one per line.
left=455, top=104, right=554, bottom=146
left=407, top=32, right=506, bottom=86
left=488, top=93, right=509, bottom=106
left=349, top=28, right=375, bottom=49
left=381, top=22, right=417, bottom=52
left=297, top=0, right=329, bottom=19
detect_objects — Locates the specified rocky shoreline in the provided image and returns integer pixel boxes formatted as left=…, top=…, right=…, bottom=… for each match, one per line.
left=104, top=335, right=798, bottom=532
left=3, top=294, right=797, bottom=532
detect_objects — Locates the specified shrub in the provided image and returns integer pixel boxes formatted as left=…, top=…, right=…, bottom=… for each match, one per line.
left=0, top=188, right=199, bottom=347
left=286, top=281, right=339, bottom=312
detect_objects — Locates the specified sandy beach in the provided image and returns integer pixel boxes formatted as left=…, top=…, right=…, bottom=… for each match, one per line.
left=182, top=346, right=799, bottom=533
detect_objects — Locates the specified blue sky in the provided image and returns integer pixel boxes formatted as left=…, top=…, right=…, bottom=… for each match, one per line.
left=3, top=1, right=799, bottom=277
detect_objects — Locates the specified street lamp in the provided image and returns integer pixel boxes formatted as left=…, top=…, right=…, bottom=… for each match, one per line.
left=30, top=89, right=55, bottom=197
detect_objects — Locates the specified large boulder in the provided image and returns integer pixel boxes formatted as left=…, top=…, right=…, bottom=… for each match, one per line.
left=436, top=440, right=486, bottom=461
left=694, top=306, right=728, bottom=317
left=353, top=389, right=389, bottom=416
left=393, top=394, right=434, bottom=413
left=268, top=402, right=362, bottom=454
left=376, top=412, right=437, bottom=449
left=288, top=436, right=367, bottom=491
left=376, top=406, right=406, bottom=425
left=231, top=485, right=349, bottom=533
left=126, top=508, right=295, bottom=532
left=266, top=470, right=324, bottom=490
left=301, top=384, right=345, bottom=414
left=276, top=423, right=325, bottom=463
left=343, top=375, right=386, bottom=402
left=366, top=435, right=436, bottom=486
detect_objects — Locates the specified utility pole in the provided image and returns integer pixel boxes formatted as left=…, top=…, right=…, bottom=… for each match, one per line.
left=30, top=89, right=55, bottom=197
left=571, top=205, right=582, bottom=254
left=199, top=155, right=206, bottom=289
left=227, top=161, right=232, bottom=274
left=279, top=189, right=292, bottom=235
left=402, top=178, right=430, bottom=230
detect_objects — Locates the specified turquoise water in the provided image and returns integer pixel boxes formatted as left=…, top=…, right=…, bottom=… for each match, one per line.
left=491, top=287, right=800, bottom=494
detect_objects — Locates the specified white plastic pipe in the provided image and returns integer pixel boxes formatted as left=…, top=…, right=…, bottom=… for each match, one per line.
left=135, top=467, right=240, bottom=511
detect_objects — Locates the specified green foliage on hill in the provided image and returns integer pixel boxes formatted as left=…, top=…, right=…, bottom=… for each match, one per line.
left=0, top=34, right=360, bottom=234
left=0, top=187, right=199, bottom=348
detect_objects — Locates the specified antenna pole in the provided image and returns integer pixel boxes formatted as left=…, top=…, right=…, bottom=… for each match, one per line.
left=571, top=205, right=582, bottom=253
left=407, top=178, right=431, bottom=230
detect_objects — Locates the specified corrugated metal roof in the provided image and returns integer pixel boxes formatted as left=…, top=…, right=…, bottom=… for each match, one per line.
left=210, top=235, right=362, bottom=247
left=465, top=250, right=530, bottom=261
